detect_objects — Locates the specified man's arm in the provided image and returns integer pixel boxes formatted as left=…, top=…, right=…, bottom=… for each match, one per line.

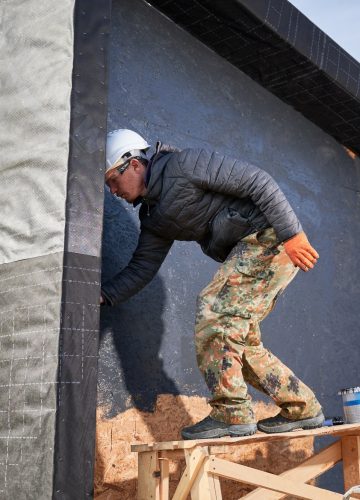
left=179, top=149, right=318, bottom=270
left=101, top=229, right=173, bottom=306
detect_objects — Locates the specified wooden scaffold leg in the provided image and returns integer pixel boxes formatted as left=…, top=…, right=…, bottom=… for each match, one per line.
left=172, top=447, right=208, bottom=500
left=138, top=450, right=160, bottom=500
left=184, top=447, right=222, bottom=500
left=159, top=456, right=170, bottom=500
left=342, top=436, right=360, bottom=500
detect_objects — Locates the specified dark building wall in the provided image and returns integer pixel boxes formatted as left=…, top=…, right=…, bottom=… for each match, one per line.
left=97, top=0, right=360, bottom=495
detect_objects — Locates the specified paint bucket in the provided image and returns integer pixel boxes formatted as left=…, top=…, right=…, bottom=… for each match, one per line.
left=338, top=387, right=360, bottom=423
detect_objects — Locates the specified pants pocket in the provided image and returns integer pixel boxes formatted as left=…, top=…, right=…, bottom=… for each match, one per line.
left=211, top=271, right=283, bottom=320
left=210, top=274, right=253, bottom=319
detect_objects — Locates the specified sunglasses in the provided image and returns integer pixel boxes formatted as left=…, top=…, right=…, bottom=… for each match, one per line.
left=116, top=161, right=131, bottom=175
left=116, top=155, right=143, bottom=175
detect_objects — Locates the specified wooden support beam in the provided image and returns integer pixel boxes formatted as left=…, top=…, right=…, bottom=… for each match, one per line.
left=172, top=448, right=207, bottom=500
left=207, top=456, right=343, bottom=499
left=184, top=447, right=222, bottom=500
left=208, top=473, right=222, bottom=499
left=159, top=458, right=170, bottom=500
left=242, top=440, right=342, bottom=499
left=184, top=447, right=210, bottom=500
left=137, top=451, right=160, bottom=500
left=342, top=436, right=360, bottom=499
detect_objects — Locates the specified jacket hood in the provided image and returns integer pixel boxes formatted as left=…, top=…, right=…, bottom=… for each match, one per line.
left=133, top=141, right=181, bottom=206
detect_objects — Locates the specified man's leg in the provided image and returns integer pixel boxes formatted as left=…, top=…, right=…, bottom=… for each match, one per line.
left=243, top=321, right=322, bottom=420
left=236, top=228, right=323, bottom=431
left=195, top=289, right=256, bottom=424
left=181, top=251, right=258, bottom=439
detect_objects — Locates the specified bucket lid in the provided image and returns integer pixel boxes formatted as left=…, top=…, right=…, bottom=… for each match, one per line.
left=338, top=386, right=360, bottom=395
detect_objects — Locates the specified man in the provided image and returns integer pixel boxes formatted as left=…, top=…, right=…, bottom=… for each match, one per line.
left=101, top=129, right=324, bottom=439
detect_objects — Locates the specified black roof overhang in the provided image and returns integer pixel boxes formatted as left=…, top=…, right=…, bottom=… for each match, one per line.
left=147, top=0, right=360, bottom=156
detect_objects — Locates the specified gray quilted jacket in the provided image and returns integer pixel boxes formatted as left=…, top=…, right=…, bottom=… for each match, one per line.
left=101, top=144, right=302, bottom=305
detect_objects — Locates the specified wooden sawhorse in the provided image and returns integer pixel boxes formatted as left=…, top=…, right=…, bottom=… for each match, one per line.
left=132, top=423, right=360, bottom=499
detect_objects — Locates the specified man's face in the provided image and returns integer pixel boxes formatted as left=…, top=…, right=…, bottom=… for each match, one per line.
left=105, top=159, right=146, bottom=203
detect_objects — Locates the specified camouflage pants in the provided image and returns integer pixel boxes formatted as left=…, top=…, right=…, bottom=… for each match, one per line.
left=195, top=228, right=322, bottom=424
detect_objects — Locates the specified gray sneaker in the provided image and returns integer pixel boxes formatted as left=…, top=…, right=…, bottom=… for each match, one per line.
left=257, top=411, right=325, bottom=434
left=181, top=416, right=257, bottom=440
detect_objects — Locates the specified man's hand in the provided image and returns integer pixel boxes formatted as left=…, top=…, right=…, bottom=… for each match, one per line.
left=100, top=295, right=105, bottom=305
left=283, top=231, right=319, bottom=272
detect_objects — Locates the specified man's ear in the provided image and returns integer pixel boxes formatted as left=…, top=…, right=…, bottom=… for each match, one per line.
left=131, top=158, right=144, bottom=172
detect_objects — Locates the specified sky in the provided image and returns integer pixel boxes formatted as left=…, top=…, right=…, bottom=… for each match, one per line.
left=289, top=0, right=360, bottom=62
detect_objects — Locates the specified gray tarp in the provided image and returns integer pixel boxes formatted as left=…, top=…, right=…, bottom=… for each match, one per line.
left=0, top=0, right=74, bottom=264
left=0, top=1, right=74, bottom=497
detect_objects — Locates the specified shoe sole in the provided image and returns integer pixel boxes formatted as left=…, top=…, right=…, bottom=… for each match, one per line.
left=257, top=414, right=325, bottom=434
left=181, top=424, right=257, bottom=440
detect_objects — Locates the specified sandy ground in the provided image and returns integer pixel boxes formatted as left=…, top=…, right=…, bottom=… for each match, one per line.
left=94, top=394, right=315, bottom=499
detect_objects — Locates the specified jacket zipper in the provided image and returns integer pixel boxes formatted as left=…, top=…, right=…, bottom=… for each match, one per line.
left=143, top=198, right=150, bottom=216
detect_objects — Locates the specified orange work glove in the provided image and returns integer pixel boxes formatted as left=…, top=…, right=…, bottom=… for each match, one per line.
left=283, top=231, right=319, bottom=272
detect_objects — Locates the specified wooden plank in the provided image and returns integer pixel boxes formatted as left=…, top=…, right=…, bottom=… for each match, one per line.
left=207, top=456, right=343, bottom=499
left=208, top=473, right=222, bottom=499
left=172, top=448, right=207, bottom=500
left=242, top=440, right=342, bottom=499
left=159, top=458, right=170, bottom=500
left=131, top=423, right=360, bottom=453
left=184, top=447, right=222, bottom=500
left=137, top=451, right=160, bottom=500
left=185, top=447, right=210, bottom=500
left=342, top=436, right=360, bottom=499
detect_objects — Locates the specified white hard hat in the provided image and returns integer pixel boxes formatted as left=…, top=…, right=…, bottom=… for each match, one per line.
left=106, top=129, right=150, bottom=174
